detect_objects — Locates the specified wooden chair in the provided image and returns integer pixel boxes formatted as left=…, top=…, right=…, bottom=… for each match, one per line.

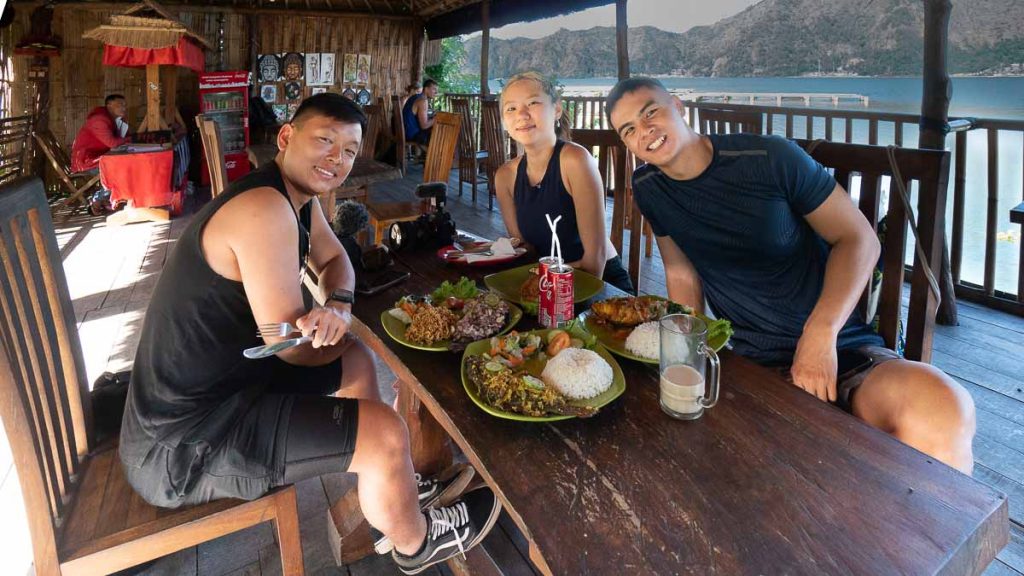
left=196, top=115, right=229, bottom=198
left=796, top=139, right=950, bottom=362
left=33, top=131, right=102, bottom=211
left=450, top=98, right=488, bottom=205
left=0, top=115, right=34, bottom=186
left=697, top=107, right=764, bottom=135
left=367, top=112, right=461, bottom=244
left=479, top=99, right=507, bottom=211
left=0, top=177, right=305, bottom=575
left=391, top=94, right=427, bottom=176
left=390, top=95, right=407, bottom=175
left=573, top=128, right=651, bottom=291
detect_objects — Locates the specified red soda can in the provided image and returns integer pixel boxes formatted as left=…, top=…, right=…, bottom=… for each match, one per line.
left=538, top=256, right=561, bottom=281
left=537, top=256, right=561, bottom=328
left=540, top=263, right=574, bottom=328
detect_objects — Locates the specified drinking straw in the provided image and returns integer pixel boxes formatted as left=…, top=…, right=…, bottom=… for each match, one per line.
left=545, top=214, right=563, bottom=263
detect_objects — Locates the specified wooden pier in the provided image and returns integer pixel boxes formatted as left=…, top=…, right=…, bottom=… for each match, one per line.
left=692, top=92, right=871, bottom=106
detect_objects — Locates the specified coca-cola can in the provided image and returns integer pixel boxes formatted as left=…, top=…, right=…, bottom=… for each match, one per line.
left=536, top=256, right=561, bottom=328
left=538, top=256, right=562, bottom=278
left=540, top=263, right=574, bottom=328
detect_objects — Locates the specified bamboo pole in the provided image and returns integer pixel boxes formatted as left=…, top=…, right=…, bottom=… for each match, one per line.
left=919, top=0, right=958, bottom=325
left=616, top=0, right=629, bottom=80
left=480, top=0, right=490, bottom=96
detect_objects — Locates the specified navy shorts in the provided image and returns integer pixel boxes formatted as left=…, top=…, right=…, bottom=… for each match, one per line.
left=156, top=356, right=361, bottom=506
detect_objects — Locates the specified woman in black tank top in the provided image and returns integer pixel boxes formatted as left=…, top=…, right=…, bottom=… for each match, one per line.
left=492, top=71, right=634, bottom=294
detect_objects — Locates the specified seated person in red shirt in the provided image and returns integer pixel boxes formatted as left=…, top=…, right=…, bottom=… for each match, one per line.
left=71, top=94, right=128, bottom=173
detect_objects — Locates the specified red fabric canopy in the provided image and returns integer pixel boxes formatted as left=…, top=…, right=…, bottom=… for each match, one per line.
left=102, top=37, right=205, bottom=72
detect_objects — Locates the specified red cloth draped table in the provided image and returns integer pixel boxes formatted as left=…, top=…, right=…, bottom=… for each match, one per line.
left=99, top=142, right=187, bottom=219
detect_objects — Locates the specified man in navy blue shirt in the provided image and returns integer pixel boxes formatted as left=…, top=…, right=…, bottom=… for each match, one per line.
left=606, top=77, right=975, bottom=474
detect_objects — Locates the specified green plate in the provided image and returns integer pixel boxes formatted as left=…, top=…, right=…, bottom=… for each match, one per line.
left=483, top=263, right=605, bottom=311
left=381, top=302, right=523, bottom=352
left=460, top=329, right=626, bottom=422
left=580, top=298, right=730, bottom=365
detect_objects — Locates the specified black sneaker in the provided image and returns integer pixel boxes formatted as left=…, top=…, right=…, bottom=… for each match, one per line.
left=391, top=487, right=502, bottom=575
left=371, top=465, right=476, bottom=554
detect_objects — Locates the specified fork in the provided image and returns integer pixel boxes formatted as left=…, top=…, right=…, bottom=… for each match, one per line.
left=257, top=322, right=302, bottom=338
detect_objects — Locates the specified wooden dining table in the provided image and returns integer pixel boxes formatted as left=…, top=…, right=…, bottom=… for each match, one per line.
left=340, top=241, right=1009, bottom=575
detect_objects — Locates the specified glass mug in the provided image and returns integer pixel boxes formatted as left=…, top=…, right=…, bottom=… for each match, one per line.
left=659, top=314, right=721, bottom=420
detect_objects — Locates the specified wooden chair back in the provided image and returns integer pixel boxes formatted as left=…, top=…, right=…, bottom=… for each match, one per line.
left=0, top=176, right=94, bottom=573
left=796, top=139, right=950, bottom=362
left=34, top=130, right=74, bottom=180
left=698, top=107, right=764, bottom=135
left=0, top=115, right=34, bottom=185
left=196, top=115, right=229, bottom=198
left=480, top=99, right=507, bottom=173
left=562, top=128, right=646, bottom=292
left=391, top=94, right=407, bottom=175
left=450, top=98, right=476, bottom=159
left=422, top=112, right=461, bottom=186
left=360, top=104, right=382, bottom=160
left=33, top=130, right=102, bottom=210
left=0, top=177, right=305, bottom=575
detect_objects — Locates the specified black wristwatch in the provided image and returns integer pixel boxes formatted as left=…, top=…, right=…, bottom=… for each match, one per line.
left=327, top=288, right=355, bottom=305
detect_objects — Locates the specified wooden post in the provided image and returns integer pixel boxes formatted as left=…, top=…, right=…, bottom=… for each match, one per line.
left=29, top=57, right=51, bottom=178
left=919, top=0, right=958, bottom=325
left=140, top=64, right=168, bottom=132
left=616, top=0, right=629, bottom=80
left=411, top=20, right=426, bottom=86
left=246, top=15, right=258, bottom=77
left=480, top=0, right=490, bottom=96
left=162, top=67, right=179, bottom=129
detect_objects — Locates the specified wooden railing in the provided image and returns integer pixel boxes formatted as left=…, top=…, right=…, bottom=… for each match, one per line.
left=432, top=92, right=1024, bottom=317
left=683, top=101, right=1024, bottom=317
left=0, top=115, right=34, bottom=186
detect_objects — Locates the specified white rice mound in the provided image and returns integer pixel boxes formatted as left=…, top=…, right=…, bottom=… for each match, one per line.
left=624, top=321, right=660, bottom=360
left=541, top=348, right=613, bottom=400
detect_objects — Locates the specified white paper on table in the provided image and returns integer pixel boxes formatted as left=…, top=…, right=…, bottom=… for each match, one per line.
left=466, top=237, right=517, bottom=264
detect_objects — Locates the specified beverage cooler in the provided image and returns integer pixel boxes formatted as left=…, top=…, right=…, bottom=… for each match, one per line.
left=198, top=71, right=251, bottom=183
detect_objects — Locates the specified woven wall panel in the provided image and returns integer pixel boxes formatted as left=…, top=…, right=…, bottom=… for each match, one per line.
left=0, top=5, right=420, bottom=148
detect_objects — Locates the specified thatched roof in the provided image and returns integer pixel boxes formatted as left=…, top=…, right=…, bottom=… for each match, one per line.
left=70, top=0, right=611, bottom=40
left=83, top=0, right=212, bottom=50
left=425, top=0, right=612, bottom=39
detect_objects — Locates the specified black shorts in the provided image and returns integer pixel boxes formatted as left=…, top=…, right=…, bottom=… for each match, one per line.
left=777, top=345, right=902, bottom=411
left=835, top=345, right=902, bottom=409
left=154, top=357, right=361, bottom=506
left=411, top=127, right=432, bottom=145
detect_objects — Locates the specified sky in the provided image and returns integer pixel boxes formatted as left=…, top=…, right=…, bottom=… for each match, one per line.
left=486, top=0, right=761, bottom=39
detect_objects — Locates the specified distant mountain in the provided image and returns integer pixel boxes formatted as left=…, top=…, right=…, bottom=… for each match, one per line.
left=464, top=0, right=1024, bottom=77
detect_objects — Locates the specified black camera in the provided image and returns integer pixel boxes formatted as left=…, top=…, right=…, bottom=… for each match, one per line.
left=387, top=182, right=457, bottom=252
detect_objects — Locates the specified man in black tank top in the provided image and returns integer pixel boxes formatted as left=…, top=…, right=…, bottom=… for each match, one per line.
left=119, top=94, right=500, bottom=573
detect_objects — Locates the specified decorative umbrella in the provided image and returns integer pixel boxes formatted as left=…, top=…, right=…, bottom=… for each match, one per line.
left=83, top=0, right=210, bottom=132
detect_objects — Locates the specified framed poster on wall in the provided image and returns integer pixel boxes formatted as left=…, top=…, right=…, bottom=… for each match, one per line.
left=343, top=53, right=358, bottom=84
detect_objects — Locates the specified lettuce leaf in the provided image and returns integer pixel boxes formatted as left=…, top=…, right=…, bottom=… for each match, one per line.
left=431, top=277, right=479, bottom=301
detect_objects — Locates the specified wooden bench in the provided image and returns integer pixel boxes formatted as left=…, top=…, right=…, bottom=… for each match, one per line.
left=0, top=177, right=305, bottom=575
